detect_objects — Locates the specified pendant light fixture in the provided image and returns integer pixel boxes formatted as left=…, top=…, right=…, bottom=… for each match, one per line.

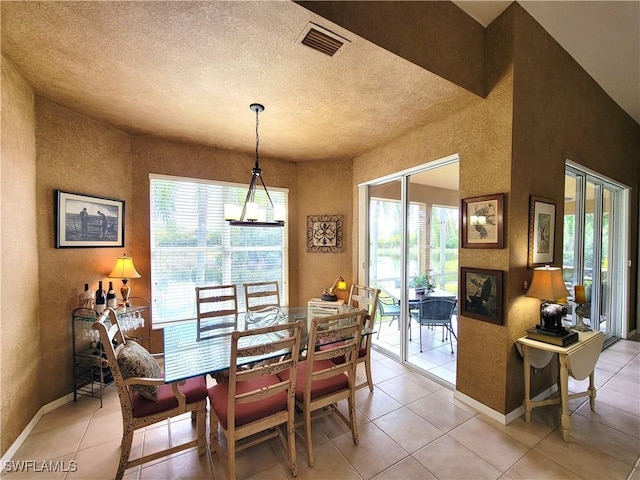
left=224, top=103, right=286, bottom=227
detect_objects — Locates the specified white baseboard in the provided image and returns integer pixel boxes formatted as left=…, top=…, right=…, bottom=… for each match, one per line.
left=454, top=385, right=557, bottom=425
left=1, top=393, right=73, bottom=466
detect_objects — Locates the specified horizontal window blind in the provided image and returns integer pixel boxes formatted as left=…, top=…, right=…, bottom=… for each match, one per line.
left=150, top=175, right=288, bottom=324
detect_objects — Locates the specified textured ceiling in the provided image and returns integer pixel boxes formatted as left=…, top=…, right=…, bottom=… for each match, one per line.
left=0, top=1, right=476, bottom=164
left=2, top=1, right=638, bottom=168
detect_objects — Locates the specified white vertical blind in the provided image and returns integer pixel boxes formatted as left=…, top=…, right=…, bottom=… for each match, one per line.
left=149, top=174, right=288, bottom=324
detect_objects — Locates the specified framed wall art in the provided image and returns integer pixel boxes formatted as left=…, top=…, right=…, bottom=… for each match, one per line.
left=461, top=193, right=504, bottom=248
left=528, top=195, right=556, bottom=268
left=460, top=267, right=504, bottom=325
left=55, top=190, right=125, bottom=248
left=306, top=215, right=344, bottom=253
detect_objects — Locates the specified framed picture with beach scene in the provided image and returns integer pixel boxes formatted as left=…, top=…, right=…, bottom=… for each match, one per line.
left=55, top=190, right=124, bottom=248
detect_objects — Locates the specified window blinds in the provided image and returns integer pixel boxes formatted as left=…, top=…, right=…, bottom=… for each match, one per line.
left=149, top=175, right=288, bottom=324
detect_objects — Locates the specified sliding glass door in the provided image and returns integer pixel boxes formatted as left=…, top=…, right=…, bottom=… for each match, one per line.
left=368, top=178, right=405, bottom=360
left=563, top=164, right=629, bottom=344
left=362, top=158, right=459, bottom=385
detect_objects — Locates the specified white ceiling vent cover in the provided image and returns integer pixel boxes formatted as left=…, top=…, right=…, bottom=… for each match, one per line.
left=297, top=22, right=350, bottom=57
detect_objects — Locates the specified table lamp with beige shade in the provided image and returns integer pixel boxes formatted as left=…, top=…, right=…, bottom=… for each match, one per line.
left=108, top=254, right=141, bottom=307
left=525, top=265, right=570, bottom=335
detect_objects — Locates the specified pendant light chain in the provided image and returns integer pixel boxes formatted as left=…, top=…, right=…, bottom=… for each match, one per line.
left=254, top=106, right=260, bottom=170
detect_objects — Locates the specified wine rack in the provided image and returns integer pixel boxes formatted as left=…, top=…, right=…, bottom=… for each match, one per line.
left=71, top=298, right=149, bottom=406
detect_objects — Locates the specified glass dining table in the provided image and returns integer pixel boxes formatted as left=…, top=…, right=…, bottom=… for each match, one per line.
left=163, top=305, right=366, bottom=383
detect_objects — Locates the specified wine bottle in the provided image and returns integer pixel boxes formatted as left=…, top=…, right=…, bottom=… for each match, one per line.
left=107, top=281, right=117, bottom=309
left=95, top=281, right=106, bottom=313
left=79, top=283, right=95, bottom=309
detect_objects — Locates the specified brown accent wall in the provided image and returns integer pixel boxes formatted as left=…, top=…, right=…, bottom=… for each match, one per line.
left=352, top=3, right=639, bottom=415
left=297, top=0, right=486, bottom=98
left=1, top=59, right=40, bottom=454
left=504, top=3, right=640, bottom=412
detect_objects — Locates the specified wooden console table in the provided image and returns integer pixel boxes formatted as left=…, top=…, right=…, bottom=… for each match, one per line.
left=516, top=330, right=604, bottom=441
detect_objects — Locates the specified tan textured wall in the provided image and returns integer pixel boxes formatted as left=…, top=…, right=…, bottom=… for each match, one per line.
left=35, top=97, right=134, bottom=404
left=295, top=160, right=354, bottom=304
left=353, top=64, right=514, bottom=413
left=504, top=3, right=640, bottom=412
left=1, top=59, right=40, bottom=455
left=350, top=1, right=516, bottom=412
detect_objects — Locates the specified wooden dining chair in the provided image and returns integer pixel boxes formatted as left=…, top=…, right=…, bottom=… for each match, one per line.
left=196, top=284, right=238, bottom=340
left=208, top=320, right=303, bottom=479
left=92, top=308, right=207, bottom=480
left=344, top=285, right=380, bottom=391
left=281, top=309, right=366, bottom=467
left=243, top=281, right=281, bottom=312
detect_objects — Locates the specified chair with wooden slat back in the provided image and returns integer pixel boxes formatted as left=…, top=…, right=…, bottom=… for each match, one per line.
left=282, top=309, right=366, bottom=468
left=243, top=281, right=281, bottom=312
left=208, top=320, right=303, bottom=479
left=196, top=284, right=238, bottom=340
left=92, top=308, right=207, bottom=480
left=346, top=285, right=380, bottom=391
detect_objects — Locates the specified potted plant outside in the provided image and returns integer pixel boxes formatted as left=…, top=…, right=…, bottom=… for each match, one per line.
left=413, top=273, right=434, bottom=296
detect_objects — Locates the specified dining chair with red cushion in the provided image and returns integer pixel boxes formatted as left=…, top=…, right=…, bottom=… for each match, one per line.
left=92, top=308, right=207, bottom=480
left=320, top=285, right=380, bottom=391
left=208, top=320, right=303, bottom=479
left=279, top=309, right=366, bottom=467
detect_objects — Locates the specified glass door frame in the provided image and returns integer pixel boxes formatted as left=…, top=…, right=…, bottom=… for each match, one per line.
left=358, top=154, right=459, bottom=364
left=564, top=160, right=630, bottom=342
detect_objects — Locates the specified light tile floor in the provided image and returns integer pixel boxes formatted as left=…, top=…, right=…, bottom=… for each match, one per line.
left=3, top=338, right=639, bottom=480
left=373, top=317, right=459, bottom=386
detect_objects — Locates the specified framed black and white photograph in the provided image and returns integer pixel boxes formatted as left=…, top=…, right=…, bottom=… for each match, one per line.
left=528, top=195, right=556, bottom=268
left=306, top=215, right=344, bottom=253
left=461, top=193, right=504, bottom=248
left=460, top=267, right=503, bottom=325
left=55, top=190, right=124, bottom=248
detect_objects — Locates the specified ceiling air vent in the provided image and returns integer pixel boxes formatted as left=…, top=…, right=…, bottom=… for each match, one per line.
left=298, top=23, right=349, bottom=57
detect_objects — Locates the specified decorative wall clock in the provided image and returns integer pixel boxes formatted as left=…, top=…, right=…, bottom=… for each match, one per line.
left=306, top=215, right=344, bottom=253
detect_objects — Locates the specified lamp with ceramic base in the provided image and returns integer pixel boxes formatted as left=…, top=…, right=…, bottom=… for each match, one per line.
left=525, top=265, right=571, bottom=336
left=108, top=254, right=141, bottom=308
